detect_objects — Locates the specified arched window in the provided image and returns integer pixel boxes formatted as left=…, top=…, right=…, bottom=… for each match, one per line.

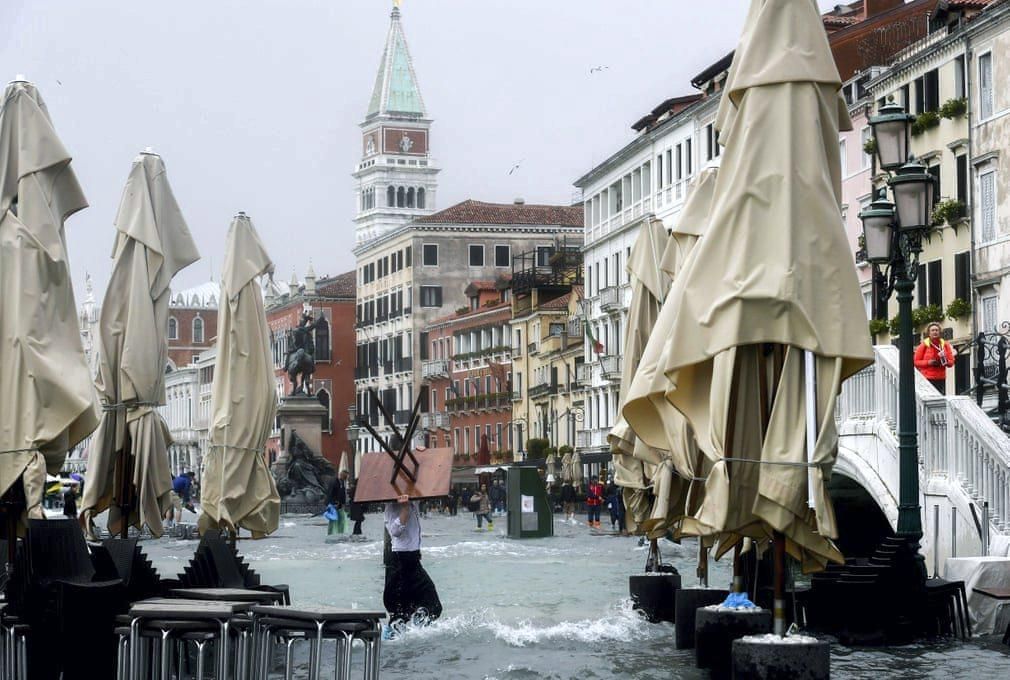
left=396, top=187, right=405, bottom=208
left=387, top=186, right=395, bottom=207
left=192, top=317, right=204, bottom=344
left=168, top=317, right=178, bottom=340
left=406, top=187, right=415, bottom=208
left=314, top=316, right=330, bottom=361
left=317, top=389, right=331, bottom=432
left=417, top=187, right=426, bottom=209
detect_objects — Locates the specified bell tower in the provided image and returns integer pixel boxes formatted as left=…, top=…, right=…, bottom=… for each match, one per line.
left=353, top=2, right=439, bottom=245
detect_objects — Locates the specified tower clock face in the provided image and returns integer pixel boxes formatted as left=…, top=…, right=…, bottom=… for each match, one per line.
left=399, top=134, right=414, bottom=153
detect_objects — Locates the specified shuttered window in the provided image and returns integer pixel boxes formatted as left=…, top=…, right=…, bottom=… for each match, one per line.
left=954, top=252, right=971, bottom=302
left=979, top=53, right=994, bottom=120
left=981, top=172, right=997, bottom=243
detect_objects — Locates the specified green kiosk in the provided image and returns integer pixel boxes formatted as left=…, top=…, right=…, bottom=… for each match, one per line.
left=506, top=465, right=553, bottom=538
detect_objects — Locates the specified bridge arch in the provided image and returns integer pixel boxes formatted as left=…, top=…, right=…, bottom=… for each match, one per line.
left=829, top=446, right=898, bottom=558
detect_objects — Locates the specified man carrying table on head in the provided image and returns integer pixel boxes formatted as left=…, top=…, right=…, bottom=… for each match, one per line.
left=383, top=493, right=442, bottom=628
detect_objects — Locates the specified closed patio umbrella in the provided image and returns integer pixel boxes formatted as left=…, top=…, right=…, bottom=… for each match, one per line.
left=633, top=0, right=873, bottom=572
left=80, top=150, right=199, bottom=538
left=621, top=169, right=719, bottom=538
left=0, top=78, right=99, bottom=528
left=198, top=213, right=280, bottom=538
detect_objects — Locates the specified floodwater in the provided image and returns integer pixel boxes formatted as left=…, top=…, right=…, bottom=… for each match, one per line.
left=143, top=512, right=1010, bottom=679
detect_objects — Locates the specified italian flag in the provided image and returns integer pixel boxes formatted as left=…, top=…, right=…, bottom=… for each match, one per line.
left=585, top=322, right=604, bottom=355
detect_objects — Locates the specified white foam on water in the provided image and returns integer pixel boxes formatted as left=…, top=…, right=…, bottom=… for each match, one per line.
left=384, top=599, right=657, bottom=649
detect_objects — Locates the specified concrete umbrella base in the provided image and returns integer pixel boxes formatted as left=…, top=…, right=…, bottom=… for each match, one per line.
left=674, top=588, right=730, bottom=649
left=629, top=573, right=682, bottom=623
left=731, top=634, right=830, bottom=679
left=695, top=606, right=772, bottom=677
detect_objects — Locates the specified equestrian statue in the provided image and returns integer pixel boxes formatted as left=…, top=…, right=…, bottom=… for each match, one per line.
left=285, top=312, right=321, bottom=396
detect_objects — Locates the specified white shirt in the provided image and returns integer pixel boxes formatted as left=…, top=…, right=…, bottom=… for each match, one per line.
left=384, top=501, right=422, bottom=552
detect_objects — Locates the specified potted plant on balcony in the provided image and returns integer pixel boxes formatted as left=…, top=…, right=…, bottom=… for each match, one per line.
left=939, top=97, right=967, bottom=119
left=931, top=199, right=966, bottom=226
left=868, top=318, right=889, bottom=338
left=910, top=110, right=940, bottom=136
left=946, top=297, right=971, bottom=322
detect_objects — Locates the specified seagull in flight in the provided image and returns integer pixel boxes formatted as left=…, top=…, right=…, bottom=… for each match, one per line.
left=589, top=65, right=609, bottom=74
left=508, top=160, right=524, bottom=176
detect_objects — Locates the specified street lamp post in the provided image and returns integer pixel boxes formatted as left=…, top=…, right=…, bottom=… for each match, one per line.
left=861, top=101, right=937, bottom=551
left=346, top=403, right=361, bottom=480
left=511, top=417, right=527, bottom=461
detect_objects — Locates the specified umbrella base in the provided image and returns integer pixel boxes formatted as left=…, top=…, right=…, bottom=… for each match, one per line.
left=732, top=634, right=830, bottom=680
left=695, top=605, right=772, bottom=677
left=629, top=573, right=681, bottom=623
left=674, top=588, right=729, bottom=649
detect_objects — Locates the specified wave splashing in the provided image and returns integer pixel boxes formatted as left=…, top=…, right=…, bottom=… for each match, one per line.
left=385, top=599, right=657, bottom=648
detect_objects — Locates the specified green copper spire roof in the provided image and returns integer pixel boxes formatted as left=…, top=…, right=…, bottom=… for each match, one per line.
left=366, top=5, right=426, bottom=119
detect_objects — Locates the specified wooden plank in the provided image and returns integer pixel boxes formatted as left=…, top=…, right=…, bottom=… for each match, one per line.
left=353, top=447, right=453, bottom=503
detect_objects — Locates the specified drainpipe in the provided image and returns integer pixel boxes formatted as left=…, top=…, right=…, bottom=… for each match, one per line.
left=966, top=31, right=978, bottom=351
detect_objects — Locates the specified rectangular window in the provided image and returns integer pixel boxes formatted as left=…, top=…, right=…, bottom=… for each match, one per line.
left=422, top=243, right=438, bottom=266
left=469, top=244, right=484, bottom=267
left=406, top=246, right=412, bottom=267
left=917, top=264, right=927, bottom=307
left=839, top=139, right=847, bottom=177
left=656, top=154, right=664, bottom=188
left=861, top=127, right=871, bottom=170
left=675, top=145, right=683, bottom=181
left=536, top=246, right=554, bottom=267
left=955, top=55, right=966, bottom=100
left=914, top=75, right=925, bottom=114
left=706, top=124, right=715, bottom=161
left=979, top=52, right=994, bottom=120
left=980, top=171, right=997, bottom=242
left=927, top=260, right=942, bottom=307
left=665, top=149, right=672, bottom=184
left=983, top=295, right=998, bottom=332
left=685, top=139, right=693, bottom=175
left=954, top=251, right=971, bottom=302
left=924, top=68, right=939, bottom=112
left=419, top=285, right=442, bottom=307
left=495, top=244, right=510, bottom=267
left=900, top=84, right=910, bottom=111
left=928, top=164, right=940, bottom=208
left=956, top=154, right=968, bottom=207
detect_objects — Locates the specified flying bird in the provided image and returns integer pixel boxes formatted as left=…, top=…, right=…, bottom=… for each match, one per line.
left=589, top=65, right=609, bottom=74
left=507, top=160, right=524, bottom=176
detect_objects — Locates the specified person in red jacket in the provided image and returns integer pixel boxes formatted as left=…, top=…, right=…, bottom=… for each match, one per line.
left=585, top=475, right=604, bottom=529
left=914, top=322, right=955, bottom=394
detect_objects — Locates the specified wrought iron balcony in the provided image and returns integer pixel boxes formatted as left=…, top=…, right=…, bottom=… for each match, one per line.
left=576, top=363, right=591, bottom=386
left=601, top=355, right=622, bottom=382
left=528, top=382, right=558, bottom=399
left=421, top=412, right=449, bottom=430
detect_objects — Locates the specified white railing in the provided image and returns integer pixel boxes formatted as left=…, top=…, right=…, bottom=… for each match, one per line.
left=421, top=359, right=449, bottom=380
left=599, top=286, right=621, bottom=311
left=837, top=345, right=1010, bottom=534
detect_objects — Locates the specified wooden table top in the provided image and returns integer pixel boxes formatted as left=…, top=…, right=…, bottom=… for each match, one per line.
left=250, top=604, right=386, bottom=622
left=973, top=586, right=1010, bottom=600
left=170, top=588, right=280, bottom=602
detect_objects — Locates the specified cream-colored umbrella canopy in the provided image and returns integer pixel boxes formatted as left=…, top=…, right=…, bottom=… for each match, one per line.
left=0, top=79, right=99, bottom=523
left=80, top=151, right=199, bottom=537
left=621, top=169, right=719, bottom=538
left=631, top=0, right=873, bottom=571
left=198, top=213, right=280, bottom=538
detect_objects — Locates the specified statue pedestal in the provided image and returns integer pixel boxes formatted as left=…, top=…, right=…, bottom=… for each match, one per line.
left=273, top=395, right=331, bottom=514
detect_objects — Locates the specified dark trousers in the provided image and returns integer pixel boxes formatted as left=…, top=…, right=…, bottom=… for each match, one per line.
left=587, top=505, right=601, bottom=523
left=477, top=512, right=492, bottom=528
left=383, top=551, right=442, bottom=625
left=352, top=520, right=362, bottom=535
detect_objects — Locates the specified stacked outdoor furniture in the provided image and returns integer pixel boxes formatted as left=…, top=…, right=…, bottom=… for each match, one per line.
left=7, top=519, right=125, bottom=680
left=806, top=536, right=968, bottom=642
left=177, top=530, right=290, bottom=605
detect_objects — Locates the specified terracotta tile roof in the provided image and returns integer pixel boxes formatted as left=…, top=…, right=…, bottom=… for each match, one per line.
left=947, top=0, right=999, bottom=7
left=316, top=270, right=356, bottom=298
left=823, top=15, right=860, bottom=28
left=465, top=280, right=497, bottom=292
left=414, top=200, right=583, bottom=227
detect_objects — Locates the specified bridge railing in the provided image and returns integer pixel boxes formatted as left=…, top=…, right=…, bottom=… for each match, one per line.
left=837, top=345, right=1010, bottom=534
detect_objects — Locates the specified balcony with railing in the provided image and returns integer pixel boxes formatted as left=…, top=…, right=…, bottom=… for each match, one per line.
left=445, top=393, right=514, bottom=413
left=528, top=381, right=558, bottom=400
left=421, top=412, right=449, bottom=431
left=599, top=286, right=622, bottom=313
left=601, top=355, right=622, bottom=382
left=422, top=359, right=450, bottom=380
left=528, top=342, right=539, bottom=356
left=576, top=363, right=591, bottom=387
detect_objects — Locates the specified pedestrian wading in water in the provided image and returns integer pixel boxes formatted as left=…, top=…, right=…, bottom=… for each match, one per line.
left=383, top=494, right=442, bottom=629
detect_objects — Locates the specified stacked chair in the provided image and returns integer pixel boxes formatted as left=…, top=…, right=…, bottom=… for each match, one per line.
left=177, top=530, right=290, bottom=605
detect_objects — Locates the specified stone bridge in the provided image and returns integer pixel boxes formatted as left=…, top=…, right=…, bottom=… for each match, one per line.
left=834, top=345, right=1010, bottom=571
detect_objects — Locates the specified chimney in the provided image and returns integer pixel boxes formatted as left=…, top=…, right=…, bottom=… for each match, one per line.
left=514, top=197, right=525, bottom=205
left=863, top=0, right=902, bottom=19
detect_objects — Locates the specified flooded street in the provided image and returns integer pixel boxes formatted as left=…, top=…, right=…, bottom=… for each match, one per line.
left=143, top=513, right=1010, bottom=679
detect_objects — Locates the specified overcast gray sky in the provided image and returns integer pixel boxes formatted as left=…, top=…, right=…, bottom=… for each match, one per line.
left=2, top=0, right=841, bottom=300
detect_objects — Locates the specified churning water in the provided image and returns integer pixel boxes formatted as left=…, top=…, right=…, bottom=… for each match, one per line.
left=144, top=513, right=1010, bottom=679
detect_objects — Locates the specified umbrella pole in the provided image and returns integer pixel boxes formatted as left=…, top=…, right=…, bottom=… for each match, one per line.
left=732, top=542, right=743, bottom=593
left=114, top=430, right=135, bottom=540
left=773, top=531, right=786, bottom=636
left=697, top=541, right=708, bottom=587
